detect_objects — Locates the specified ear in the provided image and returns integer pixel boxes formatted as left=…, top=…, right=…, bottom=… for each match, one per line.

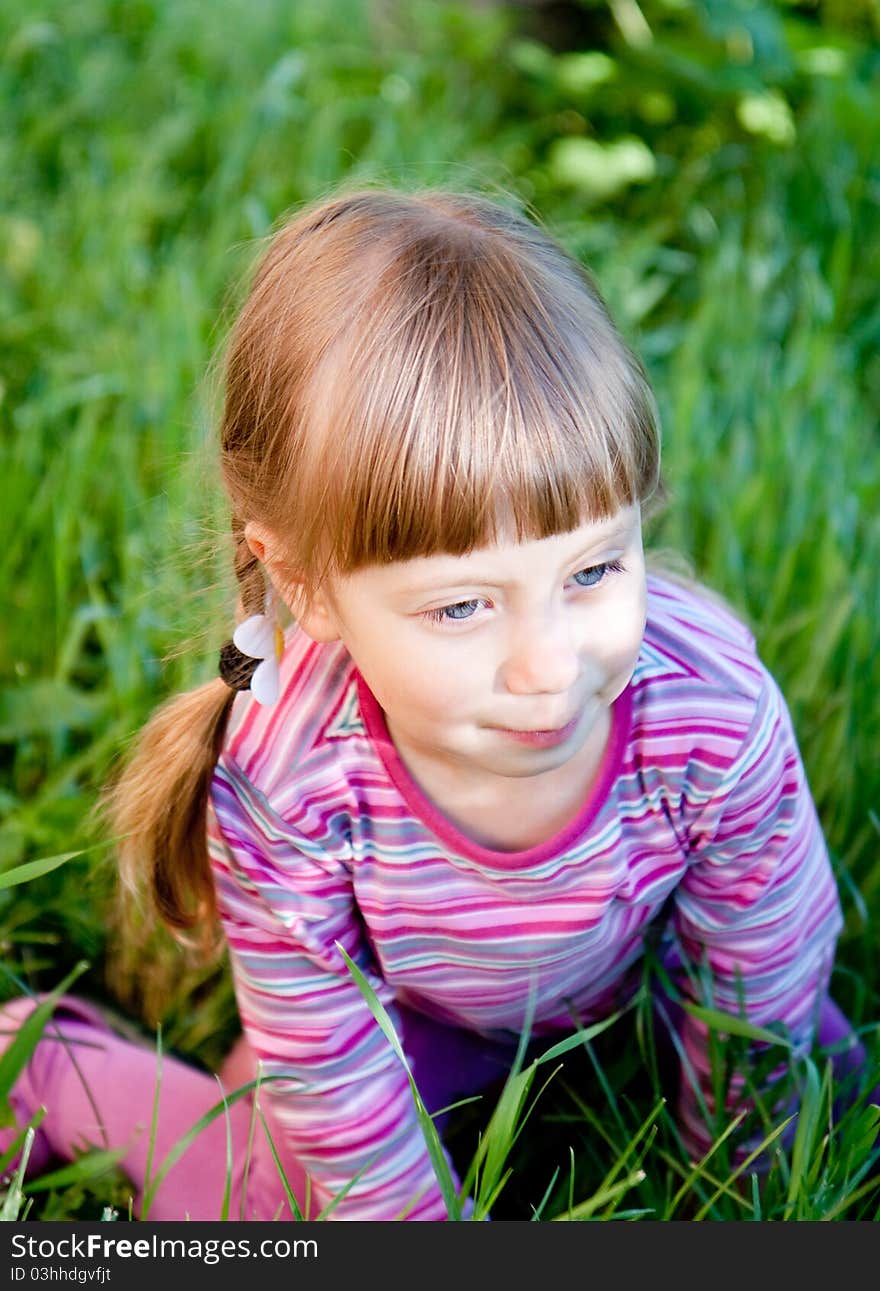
left=244, top=521, right=341, bottom=643
left=291, top=591, right=342, bottom=645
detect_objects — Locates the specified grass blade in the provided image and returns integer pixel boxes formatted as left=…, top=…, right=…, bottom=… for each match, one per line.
left=552, top=1168, right=647, bottom=1220
left=0, top=1128, right=36, bottom=1220
left=254, top=1103, right=306, bottom=1220
left=24, top=1147, right=130, bottom=1193
left=0, top=961, right=90, bottom=1119
left=784, top=1057, right=822, bottom=1217
left=139, top=1077, right=283, bottom=1218
left=336, top=943, right=462, bottom=1218
left=0, top=851, right=84, bottom=890
left=683, top=1003, right=794, bottom=1049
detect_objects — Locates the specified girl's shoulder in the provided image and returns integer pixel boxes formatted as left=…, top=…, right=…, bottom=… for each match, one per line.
left=633, top=569, right=788, bottom=788
left=640, top=564, right=765, bottom=708
left=219, top=623, right=361, bottom=800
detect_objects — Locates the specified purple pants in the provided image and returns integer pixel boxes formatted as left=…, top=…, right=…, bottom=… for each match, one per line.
left=0, top=994, right=871, bottom=1220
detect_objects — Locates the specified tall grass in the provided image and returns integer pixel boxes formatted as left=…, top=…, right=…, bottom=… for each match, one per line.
left=1, top=0, right=878, bottom=1218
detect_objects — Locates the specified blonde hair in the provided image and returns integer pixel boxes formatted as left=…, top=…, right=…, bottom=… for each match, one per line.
left=103, top=185, right=663, bottom=990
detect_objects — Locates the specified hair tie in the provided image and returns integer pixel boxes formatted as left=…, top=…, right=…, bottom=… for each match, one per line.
left=218, top=640, right=260, bottom=691
left=218, top=594, right=283, bottom=707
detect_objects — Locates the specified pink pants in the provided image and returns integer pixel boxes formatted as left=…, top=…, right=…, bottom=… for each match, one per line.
left=0, top=994, right=870, bottom=1220
left=0, top=997, right=511, bottom=1221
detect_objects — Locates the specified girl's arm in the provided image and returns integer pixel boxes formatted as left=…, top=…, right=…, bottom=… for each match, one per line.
left=670, top=669, right=844, bottom=1160
left=207, top=759, right=454, bottom=1221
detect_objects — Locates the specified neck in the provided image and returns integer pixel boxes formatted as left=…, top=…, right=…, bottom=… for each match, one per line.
left=387, top=707, right=612, bottom=853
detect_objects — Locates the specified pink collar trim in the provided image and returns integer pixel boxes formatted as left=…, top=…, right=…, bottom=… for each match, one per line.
left=354, top=675, right=632, bottom=870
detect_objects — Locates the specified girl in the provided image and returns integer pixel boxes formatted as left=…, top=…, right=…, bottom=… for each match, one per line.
left=0, top=187, right=868, bottom=1221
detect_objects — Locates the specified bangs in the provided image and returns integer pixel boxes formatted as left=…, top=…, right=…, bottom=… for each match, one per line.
left=290, top=225, right=660, bottom=586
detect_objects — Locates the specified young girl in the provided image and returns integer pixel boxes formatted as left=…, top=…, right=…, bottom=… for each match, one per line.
left=0, top=187, right=870, bottom=1222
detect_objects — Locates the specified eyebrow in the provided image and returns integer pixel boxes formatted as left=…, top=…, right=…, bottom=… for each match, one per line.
left=395, top=519, right=634, bottom=598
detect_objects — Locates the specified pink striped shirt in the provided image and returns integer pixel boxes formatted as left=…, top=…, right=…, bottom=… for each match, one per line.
left=207, top=574, right=842, bottom=1218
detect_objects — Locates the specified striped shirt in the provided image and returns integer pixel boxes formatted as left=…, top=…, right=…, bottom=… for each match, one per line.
left=207, top=573, right=842, bottom=1219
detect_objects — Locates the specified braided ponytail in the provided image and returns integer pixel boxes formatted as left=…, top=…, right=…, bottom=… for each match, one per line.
left=100, top=523, right=269, bottom=1013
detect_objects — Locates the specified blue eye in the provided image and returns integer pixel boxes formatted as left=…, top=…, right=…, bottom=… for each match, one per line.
left=572, top=559, right=625, bottom=588
left=423, top=598, right=482, bottom=624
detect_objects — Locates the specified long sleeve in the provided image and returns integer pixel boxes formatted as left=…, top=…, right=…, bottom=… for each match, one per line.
left=671, top=670, right=843, bottom=1158
left=208, top=756, right=453, bottom=1220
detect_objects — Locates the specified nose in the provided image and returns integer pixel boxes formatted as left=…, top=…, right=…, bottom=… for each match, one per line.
left=500, top=611, right=580, bottom=696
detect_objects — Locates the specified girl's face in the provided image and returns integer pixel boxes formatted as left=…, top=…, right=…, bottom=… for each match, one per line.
left=307, top=504, right=647, bottom=799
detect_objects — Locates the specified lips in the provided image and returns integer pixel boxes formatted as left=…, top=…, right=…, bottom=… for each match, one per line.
left=495, top=713, right=579, bottom=747
left=499, top=713, right=576, bottom=734
left=512, top=723, right=570, bottom=734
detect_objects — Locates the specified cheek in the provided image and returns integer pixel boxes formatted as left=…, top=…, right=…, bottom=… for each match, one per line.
left=383, top=640, right=468, bottom=706
left=391, top=683, right=473, bottom=733
left=598, top=584, right=647, bottom=672
left=402, top=650, right=485, bottom=721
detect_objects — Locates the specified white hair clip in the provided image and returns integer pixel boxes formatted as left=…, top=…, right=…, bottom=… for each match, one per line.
left=219, top=593, right=283, bottom=706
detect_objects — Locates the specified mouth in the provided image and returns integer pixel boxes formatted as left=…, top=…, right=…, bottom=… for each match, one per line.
left=494, top=713, right=579, bottom=748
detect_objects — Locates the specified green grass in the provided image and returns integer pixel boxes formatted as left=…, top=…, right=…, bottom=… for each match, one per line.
left=1, top=0, right=879, bottom=1219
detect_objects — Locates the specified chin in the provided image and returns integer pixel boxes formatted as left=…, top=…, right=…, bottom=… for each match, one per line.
left=497, top=748, right=574, bottom=776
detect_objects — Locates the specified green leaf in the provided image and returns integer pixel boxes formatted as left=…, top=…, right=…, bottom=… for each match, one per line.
left=24, top=1147, right=130, bottom=1193
left=683, top=1003, right=794, bottom=1049
left=690, top=1116, right=796, bottom=1220
left=0, top=961, right=91, bottom=1120
left=784, top=1058, right=822, bottom=1216
left=534, top=1010, right=624, bottom=1065
left=465, top=1065, right=536, bottom=1216
left=140, top=1076, right=279, bottom=1218
left=0, top=850, right=84, bottom=891
left=336, top=943, right=462, bottom=1219
left=553, top=1167, right=647, bottom=1221
left=255, top=1103, right=306, bottom=1220
left=0, top=1127, right=36, bottom=1220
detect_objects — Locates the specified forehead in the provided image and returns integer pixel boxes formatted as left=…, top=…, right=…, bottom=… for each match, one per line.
left=343, top=506, right=641, bottom=599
